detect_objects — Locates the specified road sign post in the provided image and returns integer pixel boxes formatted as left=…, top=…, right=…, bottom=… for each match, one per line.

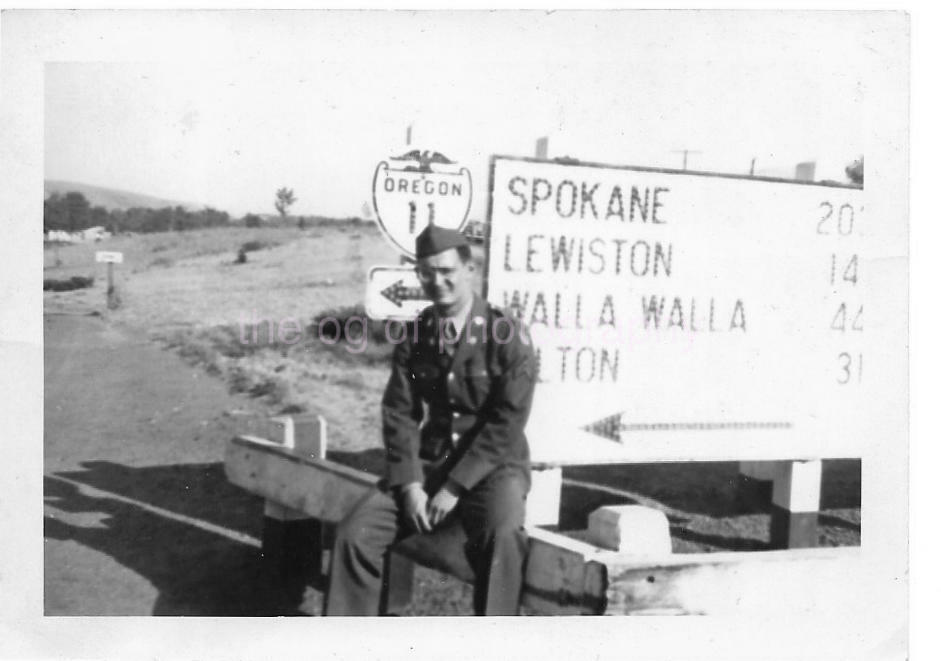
left=96, top=251, right=123, bottom=310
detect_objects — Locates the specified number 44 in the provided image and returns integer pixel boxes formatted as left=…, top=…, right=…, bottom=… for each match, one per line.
left=831, top=303, right=863, bottom=332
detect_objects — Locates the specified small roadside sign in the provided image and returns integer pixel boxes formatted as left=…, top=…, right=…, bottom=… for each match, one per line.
left=94, top=251, right=123, bottom=309
left=95, top=251, right=124, bottom=264
left=365, top=266, right=431, bottom=320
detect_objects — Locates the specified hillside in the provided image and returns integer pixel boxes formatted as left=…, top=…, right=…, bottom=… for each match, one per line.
left=45, top=180, right=201, bottom=212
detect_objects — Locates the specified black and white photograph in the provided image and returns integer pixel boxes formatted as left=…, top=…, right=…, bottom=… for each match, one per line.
left=0, top=7, right=916, bottom=660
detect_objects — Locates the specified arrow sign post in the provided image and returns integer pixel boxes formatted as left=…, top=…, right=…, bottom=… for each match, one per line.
left=95, top=251, right=123, bottom=310
left=365, top=266, right=431, bottom=320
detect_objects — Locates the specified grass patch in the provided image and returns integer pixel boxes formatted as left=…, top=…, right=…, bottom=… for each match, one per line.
left=149, top=256, right=174, bottom=268
left=44, top=275, right=94, bottom=291
left=155, top=303, right=396, bottom=411
left=309, top=304, right=396, bottom=367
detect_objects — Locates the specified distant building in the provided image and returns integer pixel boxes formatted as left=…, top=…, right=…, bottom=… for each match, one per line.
left=44, top=226, right=110, bottom=244
left=44, top=230, right=76, bottom=244
left=80, top=226, right=109, bottom=242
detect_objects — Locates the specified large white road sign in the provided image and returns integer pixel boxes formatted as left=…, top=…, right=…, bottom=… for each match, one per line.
left=485, top=156, right=905, bottom=464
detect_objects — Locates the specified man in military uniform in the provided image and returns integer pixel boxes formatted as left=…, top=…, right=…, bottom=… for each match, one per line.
left=324, top=225, right=536, bottom=616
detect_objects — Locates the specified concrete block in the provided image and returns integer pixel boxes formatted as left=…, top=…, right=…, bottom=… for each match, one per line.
left=586, top=505, right=672, bottom=554
left=268, top=414, right=327, bottom=460
left=267, top=416, right=294, bottom=447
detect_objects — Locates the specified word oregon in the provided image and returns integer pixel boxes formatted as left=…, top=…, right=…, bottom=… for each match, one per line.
left=382, top=176, right=464, bottom=196
left=506, top=176, right=670, bottom=223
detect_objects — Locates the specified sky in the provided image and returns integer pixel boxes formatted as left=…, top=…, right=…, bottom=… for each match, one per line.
left=44, top=11, right=869, bottom=220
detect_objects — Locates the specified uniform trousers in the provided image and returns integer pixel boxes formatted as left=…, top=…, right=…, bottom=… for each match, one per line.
left=324, top=465, right=529, bottom=616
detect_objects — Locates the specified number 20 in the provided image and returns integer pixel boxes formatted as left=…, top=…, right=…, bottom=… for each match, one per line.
left=817, top=202, right=855, bottom=236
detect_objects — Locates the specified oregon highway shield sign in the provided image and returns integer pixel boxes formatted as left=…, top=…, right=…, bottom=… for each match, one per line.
left=372, top=150, right=473, bottom=257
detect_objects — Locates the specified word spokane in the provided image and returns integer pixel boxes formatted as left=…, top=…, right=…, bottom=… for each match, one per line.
left=506, top=175, right=670, bottom=223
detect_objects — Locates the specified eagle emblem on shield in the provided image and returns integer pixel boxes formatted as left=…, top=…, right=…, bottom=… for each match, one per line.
left=372, top=150, right=473, bottom=257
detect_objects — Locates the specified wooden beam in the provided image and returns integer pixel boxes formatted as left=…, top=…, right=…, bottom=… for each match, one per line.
left=225, top=435, right=377, bottom=522
left=225, top=436, right=860, bottom=615
left=600, top=547, right=861, bottom=615
left=523, top=528, right=608, bottom=615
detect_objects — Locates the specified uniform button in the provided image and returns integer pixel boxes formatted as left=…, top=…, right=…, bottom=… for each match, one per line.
left=447, top=373, right=454, bottom=381
left=452, top=411, right=459, bottom=418
left=451, top=432, right=460, bottom=441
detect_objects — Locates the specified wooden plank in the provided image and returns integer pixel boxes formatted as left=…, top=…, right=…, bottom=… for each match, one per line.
left=225, top=435, right=377, bottom=522
left=531, top=452, right=857, bottom=470
left=522, top=528, right=608, bottom=615
left=601, top=547, right=861, bottom=615
left=226, top=436, right=861, bottom=616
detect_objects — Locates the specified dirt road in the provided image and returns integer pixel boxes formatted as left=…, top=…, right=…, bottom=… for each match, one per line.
left=43, top=311, right=474, bottom=615
left=44, top=312, right=303, bottom=615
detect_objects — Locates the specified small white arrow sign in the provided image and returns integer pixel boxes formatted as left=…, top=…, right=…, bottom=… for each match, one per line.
left=365, top=266, right=431, bottom=320
left=95, top=251, right=124, bottom=264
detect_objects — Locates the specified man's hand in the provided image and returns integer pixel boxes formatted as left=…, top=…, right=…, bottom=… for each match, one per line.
left=400, top=483, right=431, bottom=534
left=427, top=480, right=461, bottom=528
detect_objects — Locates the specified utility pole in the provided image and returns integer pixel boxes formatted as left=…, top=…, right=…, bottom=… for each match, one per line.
left=535, top=136, right=549, bottom=160
left=672, top=149, right=702, bottom=171
left=750, top=157, right=757, bottom=176
left=406, top=124, right=413, bottom=146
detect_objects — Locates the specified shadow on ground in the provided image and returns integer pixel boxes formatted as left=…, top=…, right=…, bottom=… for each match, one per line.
left=564, top=459, right=861, bottom=516
left=44, top=455, right=861, bottom=613
left=44, top=463, right=311, bottom=615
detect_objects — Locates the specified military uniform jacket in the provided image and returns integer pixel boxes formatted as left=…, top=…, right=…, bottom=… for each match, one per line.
left=382, top=294, right=537, bottom=493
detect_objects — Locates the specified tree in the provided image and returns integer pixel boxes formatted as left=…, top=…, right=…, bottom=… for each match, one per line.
left=845, top=157, right=864, bottom=186
left=243, top=213, right=262, bottom=228
left=90, top=205, right=110, bottom=229
left=63, top=192, right=91, bottom=232
left=275, top=187, right=297, bottom=220
left=44, top=193, right=67, bottom=232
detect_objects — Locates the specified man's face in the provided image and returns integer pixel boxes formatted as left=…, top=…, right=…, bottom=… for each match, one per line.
left=416, top=248, right=474, bottom=309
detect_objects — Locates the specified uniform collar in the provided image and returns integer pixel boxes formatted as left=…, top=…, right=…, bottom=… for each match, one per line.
left=434, top=295, right=474, bottom=337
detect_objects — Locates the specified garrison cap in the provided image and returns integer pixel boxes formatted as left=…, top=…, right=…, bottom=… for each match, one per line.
left=415, top=224, right=468, bottom=259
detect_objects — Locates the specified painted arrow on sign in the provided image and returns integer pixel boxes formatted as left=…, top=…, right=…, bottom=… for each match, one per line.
left=380, top=279, right=425, bottom=308
left=365, top=266, right=431, bottom=320
left=582, top=412, right=793, bottom=444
